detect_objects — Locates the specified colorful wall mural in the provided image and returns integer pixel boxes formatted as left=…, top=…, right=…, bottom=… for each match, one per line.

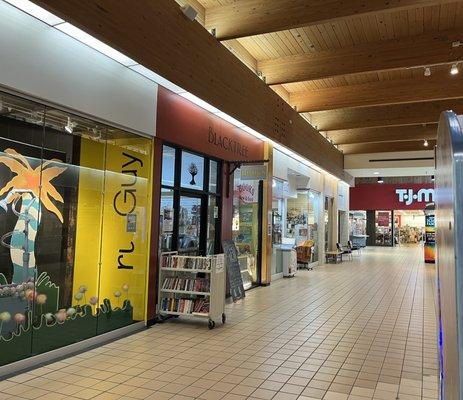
left=0, top=93, right=152, bottom=367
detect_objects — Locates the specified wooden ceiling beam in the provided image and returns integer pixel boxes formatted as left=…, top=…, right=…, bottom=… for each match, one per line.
left=31, top=0, right=345, bottom=178
left=307, top=99, right=463, bottom=131
left=259, top=30, right=463, bottom=85
left=339, top=139, right=437, bottom=154
left=327, top=124, right=437, bottom=145
left=205, top=0, right=457, bottom=40
left=291, top=73, right=463, bottom=112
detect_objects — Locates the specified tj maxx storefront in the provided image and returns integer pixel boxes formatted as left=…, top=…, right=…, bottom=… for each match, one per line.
left=350, top=182, right=434, bottom=247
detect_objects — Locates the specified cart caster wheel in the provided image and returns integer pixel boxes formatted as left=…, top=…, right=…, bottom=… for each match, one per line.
left=208, top=319, right=215, bottom=330
left=222, top=313, right=226, bottom=324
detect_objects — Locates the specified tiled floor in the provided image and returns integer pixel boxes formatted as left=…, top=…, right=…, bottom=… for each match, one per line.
left=0, top=246, right=438, bottom=400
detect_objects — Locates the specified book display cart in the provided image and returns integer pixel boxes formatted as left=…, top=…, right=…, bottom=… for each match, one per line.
left=158, top=252, right=226, bottom=329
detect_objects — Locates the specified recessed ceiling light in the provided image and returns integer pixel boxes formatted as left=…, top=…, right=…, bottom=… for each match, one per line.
left=373, top=172, right=380, bottom=175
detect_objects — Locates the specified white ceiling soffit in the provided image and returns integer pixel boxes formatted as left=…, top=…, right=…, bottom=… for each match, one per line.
left=345, top=167, right=435, bottom=178
left=344, top=150, right=435, bottom=178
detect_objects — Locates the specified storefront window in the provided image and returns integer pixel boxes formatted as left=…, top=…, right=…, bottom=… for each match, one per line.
left=209, top=160, right=218, bottom=193
left=349, top=211, right=367, bottom=248
left=375, top=210, right=393, bottom=246
left=178, top=195, right=201, bottom=255
left=233, top=169, right=262, bottom=289
left=180, top=151, right=204, bottom=190
left=325, top=196, right=334, bottom=251
left=207, top=195, right=218, bottom=255
left=160, top=188, right=174, bottom=252
left=308, top=191, right=320, bottom=262
left=287, top=192, right=309, bottom=243
left=159, top=145, right=221, bottom=257
left=161, top=146, right=175, bottom=186
left=0, top=91, right=152, bottom=366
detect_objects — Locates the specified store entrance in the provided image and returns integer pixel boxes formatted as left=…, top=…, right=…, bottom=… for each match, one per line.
left=233, top=169, right=263, bottom=290
left=394, top=210, right=425, bottom=246
left=177, top=194, right=203, bottom=255
left=159, top=145, right=222, bottom=257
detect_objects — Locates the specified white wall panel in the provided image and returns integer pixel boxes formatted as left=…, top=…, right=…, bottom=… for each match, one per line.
left=0, top=2, right=157, bottom=136
left=273, top=149, right=323, bottom=192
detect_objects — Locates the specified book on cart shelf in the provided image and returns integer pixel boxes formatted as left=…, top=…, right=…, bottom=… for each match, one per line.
left=158, top=252, right=226, bottom=329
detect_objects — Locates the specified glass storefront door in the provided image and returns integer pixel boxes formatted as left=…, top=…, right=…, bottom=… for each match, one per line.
left=375, top=210, right=393, bottom=246
left=178, top=195, right=202, bottom=255
left=233, top=169, right=263, bottom=289
left=159, top=145, right=221, bottom=257
left=0, top=91, right=152, bottom=366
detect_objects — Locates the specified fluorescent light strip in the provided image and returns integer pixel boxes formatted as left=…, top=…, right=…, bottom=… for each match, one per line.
left=4, top=0, right=341, bottom=182
left=179, top=92, right=220, bottom=114
left=129, top=65, right=185, bottom=94
left=55, top=22, right=138, bottom=67
left=4, top=0, right=64, bottom=25
left=214, top=111, right=245, bottom=128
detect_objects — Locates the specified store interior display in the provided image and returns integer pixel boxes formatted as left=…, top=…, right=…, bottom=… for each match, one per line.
left=349, top=211, right=367, bottom=248
left=271, top=177, right=320, bottom=276
left=394, top=210, right=425, bottom=245
left=375, top=211, right=393, bottom=246
left=0, top=92, right=152, bottom=366
left=233, top=170, right=261, bottom=290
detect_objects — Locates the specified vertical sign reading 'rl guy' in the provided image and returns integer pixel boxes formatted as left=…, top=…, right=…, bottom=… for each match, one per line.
left=222, top=240, right=245, bottom=302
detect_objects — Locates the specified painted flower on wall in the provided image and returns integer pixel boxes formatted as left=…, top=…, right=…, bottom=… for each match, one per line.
left=0, top=148, right=66, bottom=283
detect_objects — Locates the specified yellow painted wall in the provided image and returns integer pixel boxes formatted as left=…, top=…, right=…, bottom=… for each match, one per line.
left=72, top=138, right=105, bottom=305
left=73, top=136, right=152, bottom=321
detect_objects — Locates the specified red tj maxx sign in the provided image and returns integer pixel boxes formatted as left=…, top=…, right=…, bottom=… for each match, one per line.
left=350, top=183, right=435, bottom=210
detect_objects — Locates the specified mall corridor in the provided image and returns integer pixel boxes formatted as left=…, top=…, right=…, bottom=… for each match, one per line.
left=0, top=247, right=438, bottom=400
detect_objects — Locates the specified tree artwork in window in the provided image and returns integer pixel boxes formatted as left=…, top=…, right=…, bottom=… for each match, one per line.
left=188, top=162, right=198, bottom=186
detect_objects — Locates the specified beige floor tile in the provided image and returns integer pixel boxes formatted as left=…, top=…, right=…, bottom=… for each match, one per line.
left=230, top=384, right=256, bottom=396
left=252, top=388, right=277, bottom=399
left=0, top=247, right=438, bottom=400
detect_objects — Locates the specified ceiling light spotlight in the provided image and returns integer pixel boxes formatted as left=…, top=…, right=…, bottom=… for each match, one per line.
left=431, top=175, right=435, bottom=181
left=450, top=63, right=459, bottom=75
left=181, top=5, right=198, bottom=21
left=373, top=172, right=380, bottom=175
left=424, top=67, right=431, bottom=77
left=424, top=139, right=429, bottom=147
left=377, top=177, right=384, bottom=184
left=64, top=117, right=76, bottom=134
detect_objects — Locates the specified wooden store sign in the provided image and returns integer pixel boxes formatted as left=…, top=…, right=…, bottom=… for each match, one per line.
left=156, top=87, right=264, bottom=162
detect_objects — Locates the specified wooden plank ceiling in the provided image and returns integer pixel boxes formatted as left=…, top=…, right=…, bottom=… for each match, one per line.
left=32, top=0, right=348, bottom=179
left=184, top=0, right=463, bottom=154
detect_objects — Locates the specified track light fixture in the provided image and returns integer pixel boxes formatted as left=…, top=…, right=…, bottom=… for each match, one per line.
left=424, top=139, right=429, bottom=147
left=424, top=67, right=431, bottom=77
left=431, top=175, right=435, bottom=182
left=451, top=63, right=459, bottom=75
left=377, top=177, right=384, bottom=184
left=64, top=117, right=76, bottom=134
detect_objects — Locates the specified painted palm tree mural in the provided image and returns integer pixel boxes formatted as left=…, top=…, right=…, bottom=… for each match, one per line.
left=0, top=148, right=66, bottom=283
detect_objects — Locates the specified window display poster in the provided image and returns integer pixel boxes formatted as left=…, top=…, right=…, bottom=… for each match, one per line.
left=377, top=211, right=390, bottom=227
left=163, top=208, right=173, bottom=232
